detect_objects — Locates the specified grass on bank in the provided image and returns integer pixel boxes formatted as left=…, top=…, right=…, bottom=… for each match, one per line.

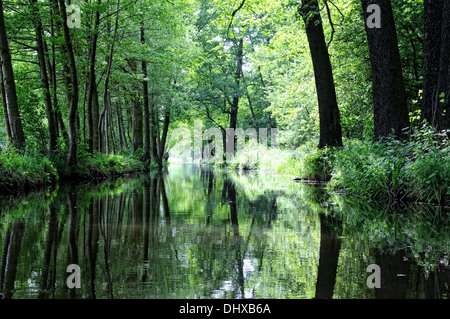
left=0, top=141, right=146, bottom=193
left=225, top=128, right=449, bottom=205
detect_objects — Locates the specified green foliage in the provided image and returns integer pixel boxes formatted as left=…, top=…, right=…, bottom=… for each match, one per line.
left=277, top=141, right=334, bottom=181
left=331, top=130, right=450, bottom=204
left=405, top=128, right=450, bottom=204
left=0, top=142, right=58, bottom=189
left=227, top=140, right=290, bottom=172
left=330, top=139, right=403, bottom=200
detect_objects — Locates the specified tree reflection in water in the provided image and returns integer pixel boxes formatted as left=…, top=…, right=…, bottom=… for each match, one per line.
left=0, top=164, right=448, bottom=299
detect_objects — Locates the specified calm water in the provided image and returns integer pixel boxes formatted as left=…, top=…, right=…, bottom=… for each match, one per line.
left=0, top=164, right=448, bottom=299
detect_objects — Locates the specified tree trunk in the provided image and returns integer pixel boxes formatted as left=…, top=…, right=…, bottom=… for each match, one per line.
left=141, top=22, right=151, bottom=168
left=58, top=0, right=79, bottom=166
left=230, top=37, right=243, bottom=131
left=0, top=65, right=12, bottom=143
left=435, top=1, right=450, bottom=132
left=362, top=0, right=409, bottom=140
left=92, top=81, right=99, bottom=151
left=108, top=98, right=116, bottom=154
left=116, top=102, right=127, bottom=149
left=99, top=4, right=119, bottom=153
left=0, top=0, right=25, bottom=149
left=159, top=110, right=170, bottom=163
left=300, top=0, right=343, bottom=148
left=50, top=0, right=71, bottom=111
left=150, top=92, right=158, bottom=160
left=87, top=0, right=101, bottom=153
left=48, top=10, right=60, bottom=140
left=31, top=0, right=58, bottom=153
left=133, top=95, right=143, bottom=153
left=57, top=111, right=68, bottom=140
left=422, top=0, right=443, bottom=128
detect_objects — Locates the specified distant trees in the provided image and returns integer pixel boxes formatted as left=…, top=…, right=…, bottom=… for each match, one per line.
left=0, top=0, right=193, bottom=168
left=0, top=0, right=446, bottom=167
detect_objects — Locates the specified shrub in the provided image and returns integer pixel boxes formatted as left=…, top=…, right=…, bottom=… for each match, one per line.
left=330, top=130, right=450, bottom=204
left=404, top=129, right=450, bottom=204
left=276, top=141, right=335, bottom=181
left=0, top=142, right=58, bottom=190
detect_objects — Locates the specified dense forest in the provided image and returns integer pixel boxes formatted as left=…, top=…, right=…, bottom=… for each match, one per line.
left=0, top=0, right=449, bottom=205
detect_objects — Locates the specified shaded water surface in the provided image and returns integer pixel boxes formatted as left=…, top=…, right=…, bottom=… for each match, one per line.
left=0, top=164, right=448, bottom=299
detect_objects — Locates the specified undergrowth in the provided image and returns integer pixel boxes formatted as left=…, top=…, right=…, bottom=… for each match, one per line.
left=0, top=139, right=145, bottom=193
left=225, top=127, right=449, bottom=204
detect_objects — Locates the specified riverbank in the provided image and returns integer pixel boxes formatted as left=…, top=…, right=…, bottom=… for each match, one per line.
left=219, top=130, right=450, bottom=206
left=0, top=145, right=147, bottom=195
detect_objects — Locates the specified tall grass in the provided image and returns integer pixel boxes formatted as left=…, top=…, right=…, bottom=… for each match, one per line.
left=330, top=129, right=449, bottom=204
left=0, top=142, right=58, bottom=190
left=227, top=128, right=449, bottom=204
left=0, top=140, right=145, bottom=193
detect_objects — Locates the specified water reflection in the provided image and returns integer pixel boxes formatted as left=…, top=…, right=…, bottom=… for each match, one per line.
left=0, top=164, right=448, bottom=299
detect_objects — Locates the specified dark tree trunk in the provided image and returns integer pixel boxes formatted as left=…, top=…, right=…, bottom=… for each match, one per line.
left=116, top=102, right=127, bottom=149
left=0, top=65, right=12, bottom=143
left=133, top=95, right=143, bottom=153
left=99, top=5, right=119, bottom=153
left=50, top=0, right=71, bottom=114
left=299, top=0, right=343, bottom=148
left=150, top=93, right=158, bottom=160
left=141, top=22, right=150, bottom=168
left=159, top=110, right=170, bottom=162
left=0, top=0, right=25, bottom=149
left=31, top=0, right=58, bottom=153
left=362, top=0, right=409, bottom=139
left=87, top=0, right=101, bottom=153
left=92, top=81, right=100, bottom=151
left=422, top=0, right=443, bottom=128
left=230, top=37, right=243, bottom=131
left=58, top=0, right=79, bottom=166
left=435, top=1, right=450, bottom=132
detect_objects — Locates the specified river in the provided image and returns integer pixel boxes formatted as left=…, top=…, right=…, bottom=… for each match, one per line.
left=0, top=164, right=448, bottom=299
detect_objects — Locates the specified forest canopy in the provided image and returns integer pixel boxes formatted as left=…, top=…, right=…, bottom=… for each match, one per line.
left=0, top=0, right=448, bottom=203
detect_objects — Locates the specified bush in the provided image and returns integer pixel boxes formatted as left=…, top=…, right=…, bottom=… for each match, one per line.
left=404, top=129, right=450, bottom=204
left=330, top=130, right=450, bottom=204
left=225, top=139, right=290, bottom=173
left=0, top=142, right=58, bottom=190
left=277, top=141, right=335, bottom=181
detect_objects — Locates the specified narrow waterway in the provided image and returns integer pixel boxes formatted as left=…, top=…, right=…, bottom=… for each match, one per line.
left=0, top=164, right=448, bottom=299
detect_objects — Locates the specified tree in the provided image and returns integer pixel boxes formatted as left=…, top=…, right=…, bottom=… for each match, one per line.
left=141, top=21, right=151, bottom=168
left=57, top=0, right=79, bottom=166
left=31, top=0, right=58, bottom=153
left=299, top=0, right=343, bottom=148
left=86, top=0, right=102, bottom=153
left=362, top=0, right=409, bottom=139
left=422, top=0, right=450, bottom=132
left=0, top=0, right=26, bottom=149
